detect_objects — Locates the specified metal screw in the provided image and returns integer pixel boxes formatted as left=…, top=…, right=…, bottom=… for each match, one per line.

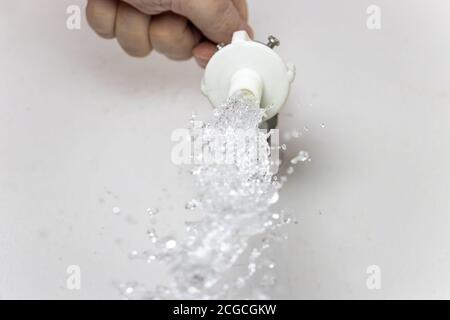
left=266, top=35, right=280, bottom=49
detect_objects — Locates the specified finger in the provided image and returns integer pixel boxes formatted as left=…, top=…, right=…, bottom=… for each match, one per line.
left=231, top=0, right=254, bottom=37
left=171, top=0, right=252, bottom=44
left=150, top=12, right=201, bottom=60
left=192, top=41, right=216, bottom=68
left=86, top=0, right=118, bottom=39
left=115, top=2, right=152, bottom=57
left=192, top=0, right=251, bottom=68
left=232, top=0, right=248, bottom=21
left=121, top=0, right=172, bottom=15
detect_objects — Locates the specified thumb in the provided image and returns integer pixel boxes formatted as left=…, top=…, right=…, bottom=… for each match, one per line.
left=171, top=0, right=252, bottom=44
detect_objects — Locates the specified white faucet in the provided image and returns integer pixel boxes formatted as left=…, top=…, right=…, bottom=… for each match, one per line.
left=201, top=30, right=296, bottom=122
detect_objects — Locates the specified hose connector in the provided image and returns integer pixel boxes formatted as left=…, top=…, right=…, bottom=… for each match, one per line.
left=201, top=31, right=295, bottom=121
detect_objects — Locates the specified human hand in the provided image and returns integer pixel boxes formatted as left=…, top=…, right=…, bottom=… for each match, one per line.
left=86, top=0, right=252, bottom=67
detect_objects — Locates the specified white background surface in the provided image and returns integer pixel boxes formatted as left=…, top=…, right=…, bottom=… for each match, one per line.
left=1, top=0, right=449, bottom=299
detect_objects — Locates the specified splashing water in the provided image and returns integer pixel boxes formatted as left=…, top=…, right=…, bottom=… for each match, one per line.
left=120, top=91, right=294, bottom=299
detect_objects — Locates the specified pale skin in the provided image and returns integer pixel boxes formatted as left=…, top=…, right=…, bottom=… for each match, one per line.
left=86, top=0, right=252, bottom=67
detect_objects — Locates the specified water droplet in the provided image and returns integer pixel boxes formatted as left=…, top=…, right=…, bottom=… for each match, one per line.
left=147, top=228, right=158, bottom=243
left=267, top=192, right=280, bottom=205
left=123, top=283, right=136, bottom=296
left=291, top=130, right=300, bottom=138
left=264, top=220, right=274, bottom=227
left=128, top=250, right=139, bottom=259
left=283, top=217, right=292, bottom=224
left=286, top=166, right=294, bottom=175
left=165, top=239, right=177, bottom=249
left=291, top=150, right=310, bottom=164
left=185, top=199, right=199, bottom=210
left=300, top=151, right=310, bottom=160
left=188, top=287, right=199, bottom=294
left=272, top=180, right=282, bottom=190
left=146, top=208, right=159, bottom=216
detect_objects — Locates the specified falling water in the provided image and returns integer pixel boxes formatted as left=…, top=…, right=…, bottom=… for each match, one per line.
left=119, top=91, right=295, bottom=299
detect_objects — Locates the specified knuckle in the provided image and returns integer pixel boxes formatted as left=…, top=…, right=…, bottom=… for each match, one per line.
left=125, top=0, right=171, bottom=14
left=149, top=27, right=191, bottom=59
left=210, top=1, right=239, bottom=34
